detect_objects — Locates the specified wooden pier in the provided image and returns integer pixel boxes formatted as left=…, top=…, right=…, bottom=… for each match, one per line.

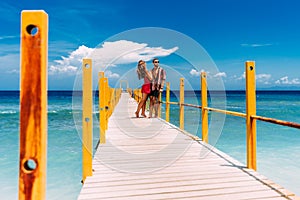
left=17, top=11, right=300, bottom=199
left=78, top=92, right=297, bottom=200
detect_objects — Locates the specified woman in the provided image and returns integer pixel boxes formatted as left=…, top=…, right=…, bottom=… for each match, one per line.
left=135, top=60, right=152, bottom=118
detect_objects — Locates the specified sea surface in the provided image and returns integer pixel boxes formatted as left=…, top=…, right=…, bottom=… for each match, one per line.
left=0, top=90, right=299, bottom=199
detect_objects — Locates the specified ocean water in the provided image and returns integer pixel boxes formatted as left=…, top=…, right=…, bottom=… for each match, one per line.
left=0, top=90, right=299, bottom=199
left=160, top=90, right=300, bottom=196
left=0, top=91, right=82, bottom=200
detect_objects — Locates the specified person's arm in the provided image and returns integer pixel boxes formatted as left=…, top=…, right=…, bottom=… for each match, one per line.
left=159, top=69, right=166, bottom=92
left=160, top=80, right=165, bottom=92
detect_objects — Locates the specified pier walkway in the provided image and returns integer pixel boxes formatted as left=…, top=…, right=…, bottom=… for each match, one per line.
left=78, top=92, right=296, bottom=200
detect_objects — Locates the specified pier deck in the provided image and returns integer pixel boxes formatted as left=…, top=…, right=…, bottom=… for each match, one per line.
left=78, top=92, right=296, bottom=200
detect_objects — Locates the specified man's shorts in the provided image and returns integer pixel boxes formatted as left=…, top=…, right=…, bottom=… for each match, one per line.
left=150, top=89, right=160, bottom=98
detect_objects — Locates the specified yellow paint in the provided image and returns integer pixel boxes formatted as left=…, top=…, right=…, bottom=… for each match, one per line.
left=245, top=61, right=257, bottom=170
left=82, top=59, right=93, bottom=182
left=201, top=72, right=208, bottom=143
left=19, top=10, right=48, bottom=200
left=158, top=92, right=162, bottom=118
left=99, top=72, right=106, bottom=144
left=179, top=78, right=184, bottom=130
left=166, top=82, right=170, bottom=122
left=104, top=78, right=108, bottom=130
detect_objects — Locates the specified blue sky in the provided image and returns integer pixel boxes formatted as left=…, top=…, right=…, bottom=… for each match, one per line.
left=1, top=0, right=300, bottom=90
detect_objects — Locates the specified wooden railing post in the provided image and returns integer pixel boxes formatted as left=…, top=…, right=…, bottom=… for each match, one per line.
left=179, top=78, right=184, bottom=130
left=99, top=72, right=106, bottom=144
left=19, top=10, right=48, bottom=200
left=166, top=82, right=170, bottom=122
left=201, top=72, right=208, bottom=143
left=158, top=91, right=162, bottom=118
left=245, top=61, right=257, bottom=170
left=82, top=59, right=93, bottom=183
left=104, top=78, right=109, bottom=131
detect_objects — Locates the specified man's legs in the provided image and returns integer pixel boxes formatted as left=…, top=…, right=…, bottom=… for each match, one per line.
left=148, top=96, right=152, bottom=118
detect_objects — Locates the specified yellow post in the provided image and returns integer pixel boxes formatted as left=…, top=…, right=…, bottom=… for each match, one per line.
left=138, top=89, right=141, bottom=102
left=111, top=88, right=115, bottom=113
left=99, top=72, right=106, bottom=144
left=201, top=72, right=208, bottom=143
left=104, top=77, right=109, bottom=130
left=82, top=59, right=93, bottom=182
left=246, top=61, right=257, bottom=170
left=166, top=82, right=170, bottom=122
left=179, top=78, right=184, bottom=130
left=19, top=10, right=48, bottom=200
left=111, top=88, right=114, bottom=116
left=158, top=92, right=162, bottom=118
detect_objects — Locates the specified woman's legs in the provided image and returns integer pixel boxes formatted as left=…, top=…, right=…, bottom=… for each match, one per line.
left=135, top=92, right=148, bottom=117
left=141, top=95, right=148, bottom=117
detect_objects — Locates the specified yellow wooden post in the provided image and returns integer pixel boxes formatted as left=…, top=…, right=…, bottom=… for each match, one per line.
left=110, top=88, right=115, bottom=116
left=201, top=72, right=208, bottom=143
left=99, top=72, right=106, bottom=144
left=158, top=92, right=162, bottom=118
left=111, top=88, right=116, bottom=115
left=104, top=77, right=109, bottom=130
left=179, top=78, right=184, bottom=130
left=82, top=59, right=93, bottom=182
left=110, top=88, right=114, bottom=117
left=246, top=61, right=257, bottom=170
left=19, top=10, right=48, bottom=200
left=166, top=82, right=170, bottom=122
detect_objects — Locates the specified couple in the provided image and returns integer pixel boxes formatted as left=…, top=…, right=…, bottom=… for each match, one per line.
left=135, top=58, right=166, bottom=118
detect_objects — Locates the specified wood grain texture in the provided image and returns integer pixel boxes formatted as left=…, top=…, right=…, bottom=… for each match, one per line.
left=78, top=92, right=297, bottom=200
left=19, top=10, right=48, bottom=200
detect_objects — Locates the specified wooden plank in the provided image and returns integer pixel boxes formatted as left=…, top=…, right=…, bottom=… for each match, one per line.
left=78, top=184, right=283, bottom=200
left=78, top=92, right=295, bottom=200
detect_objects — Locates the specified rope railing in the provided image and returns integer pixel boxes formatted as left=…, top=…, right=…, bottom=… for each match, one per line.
left=251, top=115, right=300, bottom=129
left=140, top=61, right=300, bottom=171
left=20, top=10, right=299, bottom=200
left=205, top=107, right=247, bottom=118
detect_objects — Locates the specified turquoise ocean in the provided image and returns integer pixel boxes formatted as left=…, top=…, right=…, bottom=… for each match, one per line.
left=0, top=90, right=299, bottom=199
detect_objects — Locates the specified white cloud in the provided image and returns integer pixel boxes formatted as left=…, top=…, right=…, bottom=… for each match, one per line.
left=235, top=73, right=271, bottom=84
left=189, top=69, right=226, bottom=79
left=105, top=70, right=120, bottom=79
left=49, top=45, right=93, bottom=75
left=275, top=76, right=300, bottom=85
left=241, top=43, right=272, bottom=47
left=49, top=40, right=178, bottom=75
left=6, top=69, right=19, bottom=74
left=236, top=72, right=245, bottom=80
left=49, top=65, right=77, bottom=74
left=214, top=72, right=226, bottom=78
left=189, top=69, right=201, bottom=77
left=256, top=74, right=271, bottom=84
left=0, top=35, right=18, bottom=40
left=91, top=40, right=178, bottom=67
left=0, top=50, right=20, bottom=72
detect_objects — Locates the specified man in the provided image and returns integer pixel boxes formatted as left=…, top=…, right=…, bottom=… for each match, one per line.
left=149, top=58, right=166, bottom=118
